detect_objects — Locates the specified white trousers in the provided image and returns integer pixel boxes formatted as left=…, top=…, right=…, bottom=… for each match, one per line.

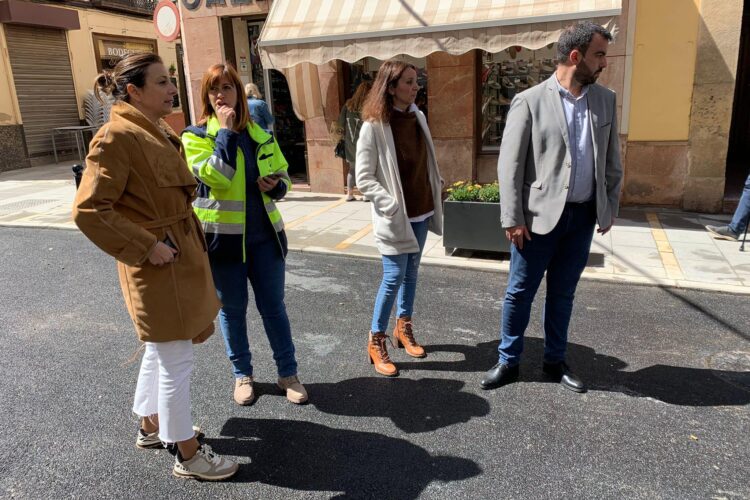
left=132, top=340, right=194, bottom=443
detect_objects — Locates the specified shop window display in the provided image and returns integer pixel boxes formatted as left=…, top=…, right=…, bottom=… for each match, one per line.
left=480, top=45, right=556, bottom=152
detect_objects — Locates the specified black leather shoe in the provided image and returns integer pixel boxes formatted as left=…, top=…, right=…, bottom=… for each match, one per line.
left=480, top=363, right=519, bottom=390
left=542, top=361, right=586, bottom=393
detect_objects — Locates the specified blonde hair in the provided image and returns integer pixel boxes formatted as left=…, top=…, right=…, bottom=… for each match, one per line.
left=245, top=83, right=262, bottom=99
left=197, top=63, right=251, bottom=132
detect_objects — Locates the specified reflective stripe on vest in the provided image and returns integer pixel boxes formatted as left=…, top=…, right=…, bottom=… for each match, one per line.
left=190, top=155, right=236, bottom=179
left=193, top=197, right=244, bottom=212
left=264, top=200, right=284, bottom=232
left=202, top=221, right=244, bottom=235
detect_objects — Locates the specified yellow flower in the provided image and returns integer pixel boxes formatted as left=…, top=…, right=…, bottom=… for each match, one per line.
left=453, top=181, right=464, bottom=187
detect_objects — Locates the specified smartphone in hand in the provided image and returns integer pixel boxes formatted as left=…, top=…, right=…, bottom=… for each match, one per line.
left=163, top=234, right=178, bottom=250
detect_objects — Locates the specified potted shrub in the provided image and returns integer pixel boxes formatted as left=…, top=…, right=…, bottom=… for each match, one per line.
left=443, top=181, right=510, bottom=254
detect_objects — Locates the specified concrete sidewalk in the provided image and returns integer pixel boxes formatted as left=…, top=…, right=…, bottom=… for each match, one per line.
left=2, top=162, right=749, bottom=294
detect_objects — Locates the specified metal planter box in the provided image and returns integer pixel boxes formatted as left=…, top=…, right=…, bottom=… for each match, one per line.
left=443, top=200, right=510, bottom=254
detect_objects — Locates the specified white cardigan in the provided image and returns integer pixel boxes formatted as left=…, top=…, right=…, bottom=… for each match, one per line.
left=355, top=104, right=444, bottom=255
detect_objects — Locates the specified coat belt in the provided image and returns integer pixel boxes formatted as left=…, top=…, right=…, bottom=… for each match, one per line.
left=138, top=209, right=194, bottom=230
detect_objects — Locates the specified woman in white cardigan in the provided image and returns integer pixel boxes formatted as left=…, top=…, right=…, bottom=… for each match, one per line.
left=356, top=59, right=443, bottom=377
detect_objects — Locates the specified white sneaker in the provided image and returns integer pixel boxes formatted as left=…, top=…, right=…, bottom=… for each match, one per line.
left=173, top=444, right=239, bottom=481
left=136, top=426, right=204, bottom=449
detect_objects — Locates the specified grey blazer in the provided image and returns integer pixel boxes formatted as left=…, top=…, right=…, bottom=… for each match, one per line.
left=498, top=75, right=623, bottom=235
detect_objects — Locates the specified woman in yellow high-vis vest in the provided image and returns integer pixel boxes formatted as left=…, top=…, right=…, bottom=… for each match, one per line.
left=182, top=63, right=306, bottom=407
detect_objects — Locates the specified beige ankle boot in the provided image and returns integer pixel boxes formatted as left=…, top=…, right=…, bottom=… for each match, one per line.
left=234, top=376, right=255, bottom=405
left=277, top=375, right=308, bottom=404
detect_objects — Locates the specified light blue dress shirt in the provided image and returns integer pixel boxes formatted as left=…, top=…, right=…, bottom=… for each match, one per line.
left=554, top=75, right=595, bottom=203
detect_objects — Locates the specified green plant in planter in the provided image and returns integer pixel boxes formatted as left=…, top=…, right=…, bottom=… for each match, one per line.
left=446, top=181, right=500, bottom=203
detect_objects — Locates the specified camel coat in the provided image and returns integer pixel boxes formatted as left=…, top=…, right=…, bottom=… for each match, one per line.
left=73, top=102, right=220, bottom=342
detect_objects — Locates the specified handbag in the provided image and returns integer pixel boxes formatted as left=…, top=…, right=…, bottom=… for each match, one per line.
left=334, top=139, right=346, bottom=159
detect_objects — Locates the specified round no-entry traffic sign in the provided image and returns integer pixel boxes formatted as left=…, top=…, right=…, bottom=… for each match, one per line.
left=153, top=0, right=181, bottom=42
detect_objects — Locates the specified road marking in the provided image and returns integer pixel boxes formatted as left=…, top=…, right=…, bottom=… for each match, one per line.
left=646, top=212, right=684, bottom=280
left=284, top=197, right=348, bottom=230
left=335, top=224, right=373, bottom=249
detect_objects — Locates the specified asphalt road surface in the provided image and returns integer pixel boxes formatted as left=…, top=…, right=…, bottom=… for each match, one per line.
left=1, top=227, right=748, bottom=499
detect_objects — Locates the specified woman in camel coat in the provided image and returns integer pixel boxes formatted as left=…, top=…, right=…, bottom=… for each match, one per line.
left=73, top=53, right=237, bottom=481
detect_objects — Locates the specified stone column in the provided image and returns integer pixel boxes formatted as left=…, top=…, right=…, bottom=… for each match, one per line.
left=685, top=0, right=744, bottom=212
left=304, top=61, right=346, bottom=193
left=426, top=52, right=477, bottom=184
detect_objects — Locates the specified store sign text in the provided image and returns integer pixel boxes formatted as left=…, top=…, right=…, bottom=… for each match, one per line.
left=107, top=47, right=143, bottom=57
left=183, top=0, right=252, bottom=11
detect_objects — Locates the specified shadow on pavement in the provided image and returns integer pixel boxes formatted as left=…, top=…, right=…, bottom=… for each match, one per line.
left=205, top=418, right=481, bottom=497
left=306, top=377, right=490, bottom=433
left=399, top=340, right=749, bottom=406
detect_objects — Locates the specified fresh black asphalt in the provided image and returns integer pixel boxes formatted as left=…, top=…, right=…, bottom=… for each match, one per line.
left=1, top=227, right=748, bottom=499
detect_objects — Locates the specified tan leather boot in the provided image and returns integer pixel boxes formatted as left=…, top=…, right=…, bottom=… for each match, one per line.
left=368, top=332, right=398, bottom=377
left=277, top=375, right=308, bottom=404
left=234, top=376, right=255, bottom=405
left=393, top=316, right=426, bottom=358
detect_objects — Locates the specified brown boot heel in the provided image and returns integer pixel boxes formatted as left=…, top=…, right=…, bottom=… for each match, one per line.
left=368, top=332, right=398, bottom=377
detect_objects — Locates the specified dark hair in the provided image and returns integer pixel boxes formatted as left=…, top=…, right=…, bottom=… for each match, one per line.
left=557, top=21, right=613, bottom=61
left=362, top=60, right=417, bottom=123
left=345, top=81, right=372, bottom=113
left=94, top=52, right=163, bottom=103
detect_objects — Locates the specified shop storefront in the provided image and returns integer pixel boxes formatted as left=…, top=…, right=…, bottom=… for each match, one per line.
left=0, top=1, right=81, bottom=165
left=255, top=0, right=622, bottom=193
left=0, top=0, right=185, bottom=169
left=179, top=6, right=309, bottom=185
left=178, top=0, right=748, bottom=213
left=91, top=33, right=187, bottom=121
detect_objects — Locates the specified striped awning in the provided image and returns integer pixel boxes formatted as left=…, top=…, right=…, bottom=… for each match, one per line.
left=258, top=0, right=622, bottom=69
left=281, top=63, right=327, bottom=123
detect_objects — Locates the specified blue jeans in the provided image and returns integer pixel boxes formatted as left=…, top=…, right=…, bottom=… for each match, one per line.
left=370, top=218, right=430, bottom=333
left=498, top=202, right=596, bottom=366
left=729, top=172, right=750, bottom=236
left=210, top=237, right=297, bottom=378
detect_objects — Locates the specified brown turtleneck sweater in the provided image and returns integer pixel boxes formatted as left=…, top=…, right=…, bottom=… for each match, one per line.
left=389, top=108, right=434, bottom=218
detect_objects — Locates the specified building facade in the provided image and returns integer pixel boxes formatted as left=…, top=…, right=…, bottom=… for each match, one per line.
left=177, top=0, right=745, bottom=212
left=0, top=0, right=186, bottom=171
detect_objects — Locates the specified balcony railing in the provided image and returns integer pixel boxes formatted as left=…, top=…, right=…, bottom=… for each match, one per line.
left=90, top=0, right=157, bottom=16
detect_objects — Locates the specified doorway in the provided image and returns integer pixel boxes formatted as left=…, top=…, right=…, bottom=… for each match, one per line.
left=725, top=0, right=750, bottom=211
left=245, top=20, right=308, bottom=183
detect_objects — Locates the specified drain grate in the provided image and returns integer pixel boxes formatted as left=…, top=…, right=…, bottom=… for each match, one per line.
left=0, top=199, right=59, bottom=213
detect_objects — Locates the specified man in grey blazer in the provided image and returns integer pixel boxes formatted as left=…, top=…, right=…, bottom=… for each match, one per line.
left=481, top=22, right=623, bottom=393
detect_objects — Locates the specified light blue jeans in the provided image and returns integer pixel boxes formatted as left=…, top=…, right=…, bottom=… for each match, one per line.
left=370, top=218, right=430, bottom=333
left=729, top=172, right=750, bottom=236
